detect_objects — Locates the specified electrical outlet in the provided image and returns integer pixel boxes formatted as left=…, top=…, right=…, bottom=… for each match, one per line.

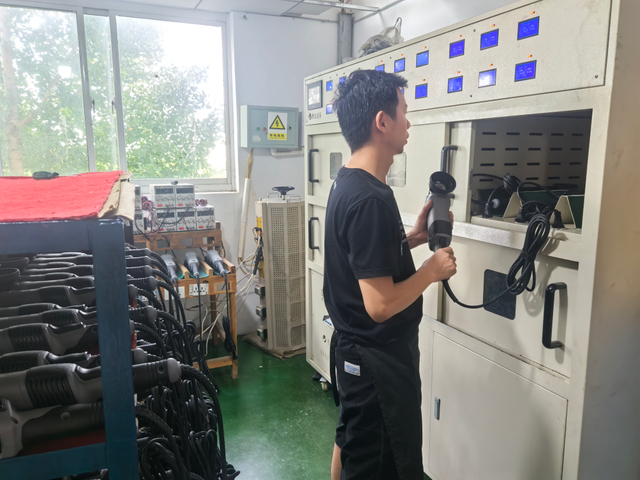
left=189, top=283, right=209, bottom=296
left=178, top=286, right=185, bottom=299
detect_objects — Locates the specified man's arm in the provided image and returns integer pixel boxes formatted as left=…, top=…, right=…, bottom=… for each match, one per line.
left=406, top=201, right=454, bottom=249
left=359, top=247, right=457, bottom=323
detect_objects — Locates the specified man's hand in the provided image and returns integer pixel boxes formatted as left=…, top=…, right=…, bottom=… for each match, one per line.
left=421, top=247, right=457, bottom=282
left=407, top=201, right=455, bottom=249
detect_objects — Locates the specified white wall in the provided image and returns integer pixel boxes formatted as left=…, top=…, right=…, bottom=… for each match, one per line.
left=353, top=0, right=517, bottom=56
left=200, top=12, right=337, bottom=335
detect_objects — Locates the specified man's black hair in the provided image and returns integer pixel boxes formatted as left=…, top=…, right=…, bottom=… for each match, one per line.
left=332, top=70, right=408, bottom=153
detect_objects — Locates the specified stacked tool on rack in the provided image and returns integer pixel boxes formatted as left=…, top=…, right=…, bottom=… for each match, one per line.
left=0, top=247, right=239, bottom=479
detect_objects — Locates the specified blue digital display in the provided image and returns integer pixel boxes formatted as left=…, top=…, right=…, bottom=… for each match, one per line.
left=415, top=84, right=428, bottom=99
left=449, top=40, right=465, bottom=58
left=375, top=64, right=385, bottom=72
left=326, top=104, right=334, bottom=114
left=478, top=69, right=497, bottom=87
left=339, top=77, right=346, bottom=84
left=481, top=30, right=499, bottom=49
left=326, top=80, right=333, bottom=91
left=394, top=58, right=405, bottom=73
left=518, top=17, right=540, bottom=40
left=515, top=60, right=537, bottom=81
left=448, top=76, right=463, bottom=93
left=416, top=51, right=429, bottom=67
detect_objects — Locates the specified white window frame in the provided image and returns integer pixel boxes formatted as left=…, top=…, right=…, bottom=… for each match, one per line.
left=0, top=1, right=235, bottom=193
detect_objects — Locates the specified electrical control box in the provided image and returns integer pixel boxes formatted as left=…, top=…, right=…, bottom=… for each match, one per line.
left=195, top=207, right=216, bottom=230
left=155, top=209, right=176, bottom=232
left=176, top=185, right=195, bottom=208
left=176, top=208, right=197, bottom=232
left=134, top=212, right=145, bottom=234
left=240, top=105, right=299, bottom=149
left=151, top=185, right=176, bottom=209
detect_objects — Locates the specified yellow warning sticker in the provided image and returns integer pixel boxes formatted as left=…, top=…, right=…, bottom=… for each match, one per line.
left=267, top=112, right=288, bottom=141
left=269, top=115, right=286, bottom=130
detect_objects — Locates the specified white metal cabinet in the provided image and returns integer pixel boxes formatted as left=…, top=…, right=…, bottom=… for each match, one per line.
left=429, top=333, right=567, bottom=480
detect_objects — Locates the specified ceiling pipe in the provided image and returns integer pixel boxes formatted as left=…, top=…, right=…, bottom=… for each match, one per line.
left=281, top=0, right=380, bottom=12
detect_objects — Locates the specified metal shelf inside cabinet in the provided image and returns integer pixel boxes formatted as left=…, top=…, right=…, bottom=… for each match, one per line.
left=0, top=219, right=138, bottom=480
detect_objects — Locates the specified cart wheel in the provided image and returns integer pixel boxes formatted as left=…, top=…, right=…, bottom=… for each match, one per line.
left=321, top=382, right=329, bottom=391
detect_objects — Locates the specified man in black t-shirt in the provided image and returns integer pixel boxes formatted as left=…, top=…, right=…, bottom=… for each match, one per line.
left=325, top=70, right=457, bottom=480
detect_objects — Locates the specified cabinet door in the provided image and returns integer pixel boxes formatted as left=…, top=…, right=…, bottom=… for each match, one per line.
left=307, top=203, right=326, bottom=269
left=429, top=334, right=567, bottom=480
left=443, top=236, right=576, bottom=377
left=306, top=269, right=333, bottom=380
left=308, top=133, right=350, bottom=199
left=390, top=123, right=448, bottom=219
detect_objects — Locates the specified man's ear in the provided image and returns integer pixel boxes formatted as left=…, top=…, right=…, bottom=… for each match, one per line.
left=374, top=110, right=387, bottom=134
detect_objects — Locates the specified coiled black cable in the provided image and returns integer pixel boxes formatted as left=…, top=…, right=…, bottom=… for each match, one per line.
left=443, top=210, right=553, bottom=309
left=134, top=322, right=168, bottom=358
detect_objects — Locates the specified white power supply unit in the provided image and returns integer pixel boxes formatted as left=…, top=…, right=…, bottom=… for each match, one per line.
left=195, top=207, right=216, bottom=230
left=155, top=208, right=176, bottom=232
left=255, top=197, right=306, bottom=354
left=176, top=185, right=195, bottom=208
left=176, top=208, right=197, bottom=232
left=151, top=185, right=176, bottom=209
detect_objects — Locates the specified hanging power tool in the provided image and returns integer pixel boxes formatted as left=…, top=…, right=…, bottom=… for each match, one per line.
left=426, top=145, right=555, bottom=309
left=161, top=254, right=179, bottom=286
left=0, top=358, right=180, bottom=411
left=205, top=250, right=231, bottom=277
left=0, top=347, right=150, bottom=373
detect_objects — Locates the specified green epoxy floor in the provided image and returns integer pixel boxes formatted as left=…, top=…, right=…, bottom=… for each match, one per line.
left=209, top=338, right=338, bottom=479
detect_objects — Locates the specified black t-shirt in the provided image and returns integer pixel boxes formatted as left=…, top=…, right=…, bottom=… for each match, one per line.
left=323, top=167, right=423, bottom=347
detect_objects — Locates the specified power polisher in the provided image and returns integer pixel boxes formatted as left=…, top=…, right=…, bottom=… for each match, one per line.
left=426, top=146, right=557, bottom=311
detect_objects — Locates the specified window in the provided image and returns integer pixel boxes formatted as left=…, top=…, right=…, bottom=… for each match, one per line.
left=0, top=6, right=231, bottom=190
left=0, top=7, right=87, bottom=176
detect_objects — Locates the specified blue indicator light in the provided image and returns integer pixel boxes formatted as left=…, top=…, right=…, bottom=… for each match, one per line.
left=448, top=76, right=463, bottom=93
left=518, top=17, right=539, bottom=40
left=339, top=77, right=346, bottom=84
left=326, top=80, right=333, bottom=91
left=481, top=30, right=499, bottom=49
left=326, top=104, right=334, bottom=114
left=415, top=84, right=428, bottom=99
left=449, top=40, right=465, bottom=58
left=515, top=60, right=537, bottom=81
left=375, top=64, right=385, bottom=72
left=478, top=69, right=497, bottom=87
left=416, top=51, right=429, bottom=67
left=394, top=58, right=405, bottom=73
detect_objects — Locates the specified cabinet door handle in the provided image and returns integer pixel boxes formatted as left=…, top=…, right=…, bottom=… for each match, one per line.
left=308, top=149, right=319, bottom=184
left=308, top=217, right=320, bottom=251
left=542, top=283, right=566, bottom=349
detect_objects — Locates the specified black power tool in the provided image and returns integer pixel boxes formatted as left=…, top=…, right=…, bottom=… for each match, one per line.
left=426, top=145, right=557, bottom=312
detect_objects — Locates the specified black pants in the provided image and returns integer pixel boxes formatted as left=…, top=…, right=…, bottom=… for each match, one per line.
left=335, top=339, right=400, bottom=480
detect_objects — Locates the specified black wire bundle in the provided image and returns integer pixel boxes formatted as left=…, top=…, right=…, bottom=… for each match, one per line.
left=444, top=209, right=555, bottom=309
left=133, top=367, right=239, bottom=480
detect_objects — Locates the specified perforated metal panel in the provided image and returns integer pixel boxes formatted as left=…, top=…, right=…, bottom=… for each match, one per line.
left=470, top=114, right=591, bottom=194
left=258, top=199, right=306, bottom=353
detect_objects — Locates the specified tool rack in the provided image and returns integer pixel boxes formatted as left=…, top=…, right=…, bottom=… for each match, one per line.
left=134, top=222, right=238, bottom=379
left=0, top=219, right=137, bottom=479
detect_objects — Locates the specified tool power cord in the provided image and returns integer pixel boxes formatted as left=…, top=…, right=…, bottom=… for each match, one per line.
left=442, top=210, right=553, bottom=309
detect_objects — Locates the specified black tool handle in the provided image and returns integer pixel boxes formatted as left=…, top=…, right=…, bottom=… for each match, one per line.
left=543, top=283, right=566, bottom=349
left=0, top=309, right=83, bottom=330
left=21, top=265, right=94, bottom=276
left=26, top=261, right=76, bottom=270
left=308, top=217, right=320, bottom=251
left=0, top=304, right=59, bottom=319
left=31, top=255, right=93, bottom=266
left=308, top=149, right=320, bottom=184
left=22, top=402, right=105, bottom=449
left=13, top=276, right=95, bottom=290
left=127, top=276, right=158, bottom=293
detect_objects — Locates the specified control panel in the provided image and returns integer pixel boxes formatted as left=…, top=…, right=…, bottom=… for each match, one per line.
left=240, top=105, right=300, bottom=149
left=305, top=0, right=610, bottom=125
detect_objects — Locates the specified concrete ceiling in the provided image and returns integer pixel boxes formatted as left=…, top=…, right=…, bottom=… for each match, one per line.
left=123, top=0, right=397, bottom=21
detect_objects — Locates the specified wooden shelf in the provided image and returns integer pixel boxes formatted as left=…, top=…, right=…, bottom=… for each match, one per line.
left=134, top=223, right=238, bottom=379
